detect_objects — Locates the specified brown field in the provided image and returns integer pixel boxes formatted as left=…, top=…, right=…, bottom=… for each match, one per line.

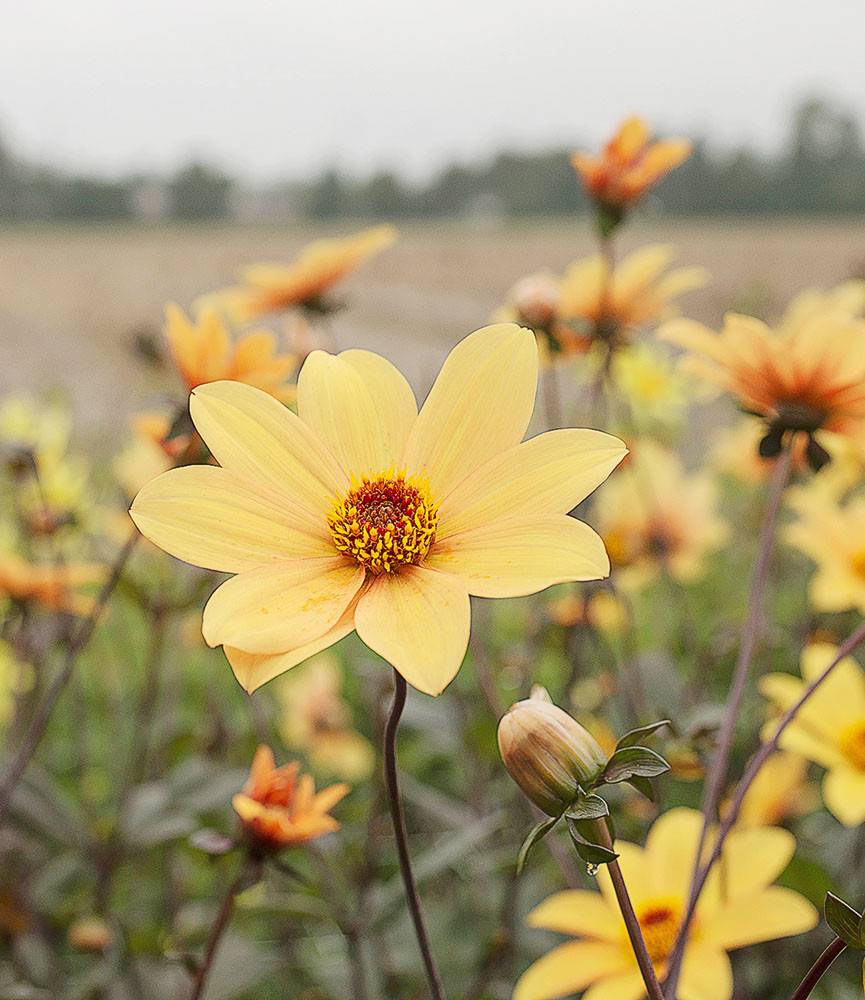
left=3, top=217, right=865, bottom=443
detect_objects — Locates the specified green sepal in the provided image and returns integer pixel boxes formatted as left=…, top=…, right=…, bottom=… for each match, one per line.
left=516, top=815, right=561, bottom=875
left=565, top=793, right=610, bottom=821
left=601, top=746, right=671, bottom=784
left=566, top=817, right=618, bottom=867
left=615, top=720, right=671, bottom=750
left=825, top=892, right=864, bottom=949
left=626, top=776, right=658, bottom=802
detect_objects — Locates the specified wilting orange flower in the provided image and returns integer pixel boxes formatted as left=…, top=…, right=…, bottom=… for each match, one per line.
left=572, top=117, right=691, bottom=214
left=232, top=745, right=348, bottom=852
left=164, top=305, right=297, bottom=400
left=204, top=225, right=397, bottom=322
left=0, top=553, right=104, bottom=616
left=660, top=311, right=865, bottom=463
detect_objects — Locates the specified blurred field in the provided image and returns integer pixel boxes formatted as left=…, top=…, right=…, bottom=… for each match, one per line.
left=4, top=217, right=865, bottom=441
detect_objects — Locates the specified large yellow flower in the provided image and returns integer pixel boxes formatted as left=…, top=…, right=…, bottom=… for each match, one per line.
left=761, top=642, right=865, bottom=827
left=571, top=117, right=692, bottom=211
left=204, top=225, right=397, bottom=322
left=130, top=325, right=625, bottom=695
left=594, top=442, right=727, bottom=589
left=164, top=304, right=297, bottom=400
left=515, top=808, right=816, bottom=1000
left=558, top=246, right=707, bottom=349
left=660, top=310, right=865, bottom=451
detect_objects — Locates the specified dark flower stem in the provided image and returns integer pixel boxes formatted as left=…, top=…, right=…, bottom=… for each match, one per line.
left=592, top=820, right=664, bottom=1000
left=188, top=860, right=253, bottom=1000
left=791, top=937, right=846, bottom=999
left=383, top=669, right=446, bottom=1000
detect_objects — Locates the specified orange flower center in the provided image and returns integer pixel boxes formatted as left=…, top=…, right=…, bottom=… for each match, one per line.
left=851, top=551, right=865, bottom=580
left=328, top=473, right=438, bottom=575
left=839, top=720, right=865, bottom=771
left=635, top=898, right=683, bottom=963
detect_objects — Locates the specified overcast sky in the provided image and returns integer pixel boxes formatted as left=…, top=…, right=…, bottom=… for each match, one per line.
left=3, top=0, right=865, bottom=182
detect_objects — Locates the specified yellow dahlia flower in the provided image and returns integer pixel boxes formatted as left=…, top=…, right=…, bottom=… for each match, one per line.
left=203, top=225, right=396, bottom=322
left=732, top=751, right=813, bottom=828
left=515, top=808, right=816, bottom=1000
left=130, top=324, right=625, bottom=695
left=594, top=441, right=727, bottom=589
left=761, top=642, right=865, bottom=827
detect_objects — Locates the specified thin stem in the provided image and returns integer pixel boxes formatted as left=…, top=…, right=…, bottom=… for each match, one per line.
left=0, top=527, right=139, bottom=823
left=383, top=669, right=446, bottom=1000
left=664, top=444, right=792, bottom=995
left=188, top=860, right=251, bottom=1000
left=790, top=937, right=846, bottom=1000
left=592, top=820, right=664, bottom=1000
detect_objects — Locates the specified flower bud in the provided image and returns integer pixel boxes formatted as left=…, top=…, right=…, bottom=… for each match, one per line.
left=497, top=696, right=608, bottom=815
left=68, top=916, right=112, bottom=953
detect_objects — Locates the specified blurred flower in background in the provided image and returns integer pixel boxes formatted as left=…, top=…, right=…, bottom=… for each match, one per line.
left=732, top=751, right=814, bottom=828
left=0, top=550, right=104, bottom=616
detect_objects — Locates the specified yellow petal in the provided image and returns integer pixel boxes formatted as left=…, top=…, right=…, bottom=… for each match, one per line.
left=203, top=558, right=364, bottom=654
left=224, top=594, right=361, bottom=692
left=403, top=324, right=538, bottom=499
left=130, top=465, right=330, bottom=573
left=822, top=766, right=865, bottom=827
left=699, top=887, right=817, bottom=952
left=354, top=565, right=470, bottom=695
left=427, top=515, right=609, bottom=598
left=677, top=942, right=733, bottom=1000
left=437, top=429, right=627, bottom=538
left=582, top=971, right=646, bottom=1000
left=596, top=842, right=652, bottom=911
left=709, top=826, right=796, bottom=900
left=526, top=890, right=620, bottom=942
left=513, top=941, right=630, bottom=1000
left=190, top=380, right=347, bottom=515
left=297, top=349, right=415, bottom=477
left=645, top=807, right=703, bottom=901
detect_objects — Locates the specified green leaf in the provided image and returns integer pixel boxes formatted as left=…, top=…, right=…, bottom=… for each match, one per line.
left=517, top=815, right=560, bottom=874
left=565, top=817, right=618, bottom=867
left=825, top=892, right=864, bottom=949
left=602, top=746, right=671, bottom=784
left=565, top=793, right=609, bottom=821
left=616, top=720, right=671, bottom=750
left=627, top=776, right=657, bottom=802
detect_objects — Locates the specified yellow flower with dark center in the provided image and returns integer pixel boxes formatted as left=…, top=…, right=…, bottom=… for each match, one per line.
left=558, top=246, right=707, bottom=348
left=571, top=117, right=692, bottom=211
left=660, top=309, right=865, bottom=449
left=514, top=808, right=816, bottom=1000
left=130, top=324, right=626, bottom=695
left=761, top=642, right=865, bottom=826
left=203, top=225, right=397, bottom=322
left=164, top=304, right=297, bottom=400
left=232, top=745, right=348, bottom=853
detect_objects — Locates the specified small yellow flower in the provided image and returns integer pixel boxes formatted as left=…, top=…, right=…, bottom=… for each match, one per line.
left=274, top=652, right=374, bottom=782
left=660, top=309, right=865, bottom=449
left=130, top=324, right=626, bottom=695
left=610, top=344, right=691, bottom=426
left=203, top=225, right=397, bottom=322
left=733, top=751, right=813, bottom=828
left=594, top=441, right=728, bottom=589
left=784, top=492, right=865, bottom=615
left=0, top=552, right=104, bottom=616
left=761, top=643, right=865, bottom=827
left=546, top=588, right=627, bottom=634
left=571, top=117, right=692, bottom=211
left=164, top=304, right=297, bottom=399
left=558, top=246, right=707, bottom=349
left=232, top=745, right=349, bottom=853
left=515, top=808, right=816, bottom=1000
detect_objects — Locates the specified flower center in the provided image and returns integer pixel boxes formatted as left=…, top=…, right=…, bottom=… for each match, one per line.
left=327, top=473, right=438, bottom=575
left=839, top=720, right=865, bottom=771
left=635, top=898, right=683, bottom=964
left=851, top=551, right=865, bottom=580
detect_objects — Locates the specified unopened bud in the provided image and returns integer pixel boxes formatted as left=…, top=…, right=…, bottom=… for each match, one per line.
left=497, top=696, right=608, bottom=815
left=68, top=916, right=112, bottom=953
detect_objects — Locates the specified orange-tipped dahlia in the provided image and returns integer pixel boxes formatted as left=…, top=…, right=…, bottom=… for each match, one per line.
left=660, top=311, right=865, bottom=465
left=164, top=304, right=297, bottom=400
left=571, top=117, right=691, bottom=218
left=232, top=745, right=348, bottom=852
left=202, top=225, right=397, bottom=322
left=130, top=324, right=626, bottom=695
left=0, top=553, right=104, bottom=616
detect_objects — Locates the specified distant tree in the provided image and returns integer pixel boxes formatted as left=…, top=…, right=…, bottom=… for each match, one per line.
left=167, top=161, right=233, bottom=221
left=305, top=169, right=350, bottom=219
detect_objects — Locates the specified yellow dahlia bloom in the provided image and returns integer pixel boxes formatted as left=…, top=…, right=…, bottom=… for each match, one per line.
left=204, top=225, right=396, bottom=322
left=760, top=642, right=865, bottom=827
left=164, top=304, right=297, bottom=400
left=732, top=751, right=813, bottom=828
left=130, top=325, right=625, bottom=695
left=660, top=310, right=865, bottom=450
left=515, top=808, right=816, bottom=1000
left=783, top=492, right=865, bottom=614
left=594, top=442, right=727, bottom=589
left=558, top=246, right=707, bottom=349
left=232, top=745, right=348, bottom=852
left=571, top=117, right=692, bottom=211
left=610, top=344, right=690, bottom=426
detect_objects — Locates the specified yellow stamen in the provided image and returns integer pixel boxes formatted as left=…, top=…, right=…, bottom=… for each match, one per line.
left=839, top=720, right=865, bottom=770
left=634, top=897, right=683, bottom=963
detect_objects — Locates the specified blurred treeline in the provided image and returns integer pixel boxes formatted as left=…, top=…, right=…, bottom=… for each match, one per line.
left=2, top=97, right=864, bottom=223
